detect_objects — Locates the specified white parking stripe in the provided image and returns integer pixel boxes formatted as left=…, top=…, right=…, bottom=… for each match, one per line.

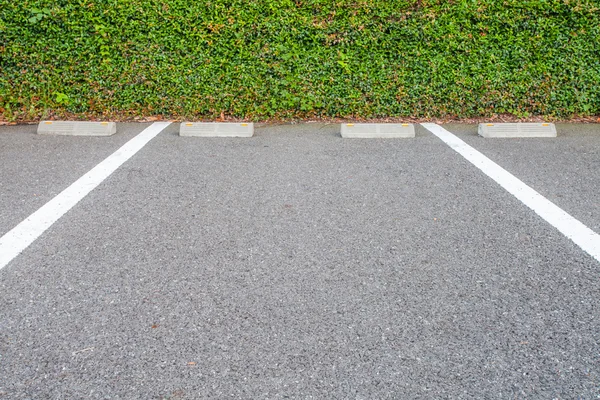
left=422, top=123, right=600, bottom=263
left=0, top=122, right=171, bottom=270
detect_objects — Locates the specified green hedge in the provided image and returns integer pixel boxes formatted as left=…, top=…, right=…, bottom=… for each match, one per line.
left=1, top=0, right=599, bottom=121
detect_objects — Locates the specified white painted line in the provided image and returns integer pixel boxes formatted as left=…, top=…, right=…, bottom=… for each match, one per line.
left=421, top=123, right=600, bottom=263
left=0, top=122, right=171, bottom=270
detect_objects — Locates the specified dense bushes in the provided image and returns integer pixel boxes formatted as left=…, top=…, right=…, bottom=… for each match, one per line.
left=1, top=0, right=599, bottom=121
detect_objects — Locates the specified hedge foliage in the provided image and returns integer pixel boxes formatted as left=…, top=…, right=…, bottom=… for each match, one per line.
left=1, top=0, right=599, bottom=121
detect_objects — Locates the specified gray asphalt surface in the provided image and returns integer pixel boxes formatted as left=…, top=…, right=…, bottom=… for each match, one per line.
left=454, top=123, right=600, bottom=233
left=0, top=123, right=599, bottom=399
left=0, top=124, right=146, bottom=236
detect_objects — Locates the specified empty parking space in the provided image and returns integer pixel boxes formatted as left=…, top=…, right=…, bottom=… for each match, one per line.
left=446, top=124, right=600, bottom=233
left=1, top=124, right=598, bottom=398
left=0, top=124, right=150, bottom=237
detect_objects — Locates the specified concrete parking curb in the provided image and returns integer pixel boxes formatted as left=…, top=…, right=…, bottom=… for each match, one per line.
left=37, top=121, right=116, bottom=136
left=340, top=123, right=415, bottom=138
left=478, top=123, right=557, bottom=138
left=180, top=122, right=254, bottom=137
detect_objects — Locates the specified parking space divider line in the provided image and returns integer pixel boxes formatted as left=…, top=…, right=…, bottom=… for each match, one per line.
left=421, top=123, right=600, bottom=263
left=0, top=122, right=172, bottom=270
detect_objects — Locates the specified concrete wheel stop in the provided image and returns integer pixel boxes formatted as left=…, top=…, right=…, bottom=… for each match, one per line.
left=179, top=122, right=254, bottom=137
left=340, top=123, right=415, bottom=138
left=478, top=123, right=557, bottom=138
left=37, top=121, right=116, bottom=136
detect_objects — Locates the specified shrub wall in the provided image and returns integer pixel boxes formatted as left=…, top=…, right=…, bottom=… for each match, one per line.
left=1, top=0, right=599, bottom=121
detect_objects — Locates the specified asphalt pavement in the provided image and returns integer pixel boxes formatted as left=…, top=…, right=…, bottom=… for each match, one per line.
left=0, top=124, right=141, bottom=236
left=0, top=123, right=599, bottom=399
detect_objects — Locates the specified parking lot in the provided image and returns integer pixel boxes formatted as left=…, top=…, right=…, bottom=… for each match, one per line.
left=1, top=122, right=599, bottom=398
